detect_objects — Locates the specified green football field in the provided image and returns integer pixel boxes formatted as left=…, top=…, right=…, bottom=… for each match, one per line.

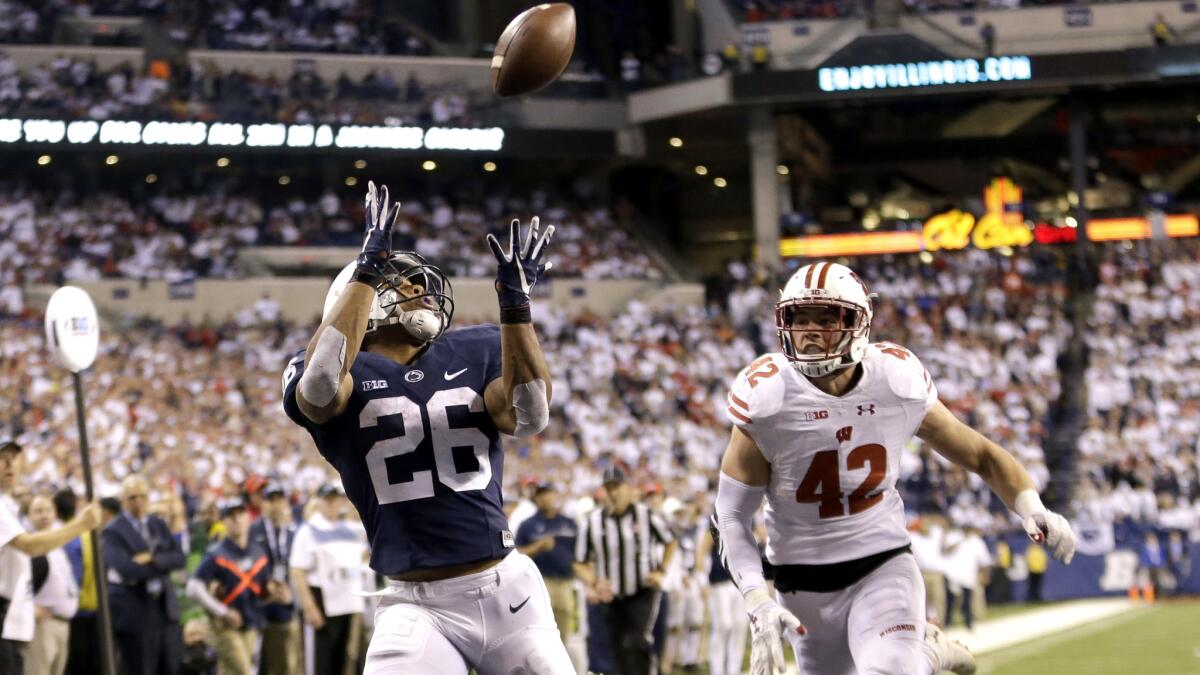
left=976, top=602, right=1200, bottom=675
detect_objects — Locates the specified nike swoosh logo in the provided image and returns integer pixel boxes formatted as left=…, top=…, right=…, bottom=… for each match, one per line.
left=444, top=368, right=468, bottom=381
left=509, top=596, right=531, bottom=614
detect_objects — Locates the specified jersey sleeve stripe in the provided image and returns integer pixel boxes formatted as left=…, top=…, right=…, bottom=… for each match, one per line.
left=727, top=406, right=752, bottom=424
left=816, top=262, right=832, bottom=289
left=729, top=392, right=750, bottom=411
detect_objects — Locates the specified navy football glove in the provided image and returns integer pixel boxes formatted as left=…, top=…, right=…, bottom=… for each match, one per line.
left=352, top=181, right=402, bottom=287
left=487, top=217, right=554, bottom=311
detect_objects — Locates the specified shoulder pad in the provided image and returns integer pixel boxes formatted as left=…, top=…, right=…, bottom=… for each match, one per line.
left=870, top=342, right=937, bottom=410
left=727, top=353, right=788, bottom=427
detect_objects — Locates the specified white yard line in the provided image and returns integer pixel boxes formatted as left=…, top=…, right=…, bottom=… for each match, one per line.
left=946, top=598, right=1141, bottom=656
left=777, top=599, right=1143, bottom=675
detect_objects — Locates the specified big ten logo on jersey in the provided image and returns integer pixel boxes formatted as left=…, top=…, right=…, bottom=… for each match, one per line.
left=802, top=410, right=829, bottom=421
left=746, top=355, right=779, bottom=388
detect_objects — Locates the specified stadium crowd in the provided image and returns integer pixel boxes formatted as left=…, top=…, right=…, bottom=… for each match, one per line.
left=0, top=50, right=483, bottom=126
left=1079, top=240, right=1200, bottom=534
left=0, top=185, right=663, bottom=286
left=1, top=240, right=1198, bottom=672
left=0, top=0, right=429, bottom=55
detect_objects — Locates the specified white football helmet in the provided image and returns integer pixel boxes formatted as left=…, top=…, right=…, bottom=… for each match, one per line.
left=323, top=251, right=454, bottom=342
left=776, top=261, right=874, bottom=378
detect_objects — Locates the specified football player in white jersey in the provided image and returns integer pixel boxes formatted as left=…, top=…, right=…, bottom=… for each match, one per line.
left=714, top=262, right=1077, bottom=675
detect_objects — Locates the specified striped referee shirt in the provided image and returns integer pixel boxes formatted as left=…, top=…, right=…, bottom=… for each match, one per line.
left=575, top=503, right=674, bottom=598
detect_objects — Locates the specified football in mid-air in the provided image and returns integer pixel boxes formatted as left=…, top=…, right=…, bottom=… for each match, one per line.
left=491, top=3, right=576, bottom=97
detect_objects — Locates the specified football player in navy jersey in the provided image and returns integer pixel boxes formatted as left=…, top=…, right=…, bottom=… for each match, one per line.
left=281, top=181, right=574, bottom=674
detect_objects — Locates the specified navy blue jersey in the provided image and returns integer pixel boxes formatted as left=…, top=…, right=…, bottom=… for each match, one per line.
left=515, top=512, right=577, bottom=579
left=193, top=538, right=272, bottom=630
left=282, top=324, right=513, bottom=576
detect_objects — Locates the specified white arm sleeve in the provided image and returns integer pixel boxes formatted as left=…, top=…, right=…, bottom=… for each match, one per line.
left=186, top=577, right=230, bottom=618
left=715, top=472, right=768, bottom=597
left=512, top=379, right=549, bottom=437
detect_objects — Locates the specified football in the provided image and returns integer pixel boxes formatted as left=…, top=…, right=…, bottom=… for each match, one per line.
left=491, top=3, right=576, bottom=97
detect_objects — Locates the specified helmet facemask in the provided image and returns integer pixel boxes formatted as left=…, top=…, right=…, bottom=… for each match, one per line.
left=370, top=252, right=455, bottom=342
left=776, top=298, right=870, bottom=378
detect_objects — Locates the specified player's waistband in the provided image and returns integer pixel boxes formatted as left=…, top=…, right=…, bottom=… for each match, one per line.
left=377, top=552, right=518, bottom=602
left=771, top=544, right=911, bottom=594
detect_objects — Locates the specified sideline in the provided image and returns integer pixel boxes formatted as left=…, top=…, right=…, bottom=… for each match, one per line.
left=946, top=598, right=1141, bottom=656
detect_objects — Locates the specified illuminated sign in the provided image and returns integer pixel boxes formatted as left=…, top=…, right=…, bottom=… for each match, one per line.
left=780, top=214, right=1197, bottom=258
left=0, top=119, right=504, bottom=152
left=779, top=231, right=923, bottom=258
left=818, top=56, right=1032, bottom=93
left=780, top=177, right=1196, bottom=258
left=924, top=178, right=1034, bottom=251
left=1087, top=214, right=1199, bottom=241
left=1034, top=223, right=1078, bottom=244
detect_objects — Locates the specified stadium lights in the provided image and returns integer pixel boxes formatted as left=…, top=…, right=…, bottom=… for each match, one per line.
left=919, top=252, right=934, bottom=264
left=694, top=165, right=708, bottom=176
left=776, top=164, right=789, bottom=176
left=216, top=157, right=230, bottom=168
left=354, top=159, right=367, bottom=169
left=483, top=161, right=497, bottom=172
left=278, top=176, right=291, bottom=186
left=422, top=160, right=437, bottom=171
left=36, top=154, right=51, bottom=165
left=669, top=137, right=683, bottom=148
left=713, top=177, right=727, bottom=188
left=105, top=155, right=118, bottom=165
left=1065, top=216, right=1078, bottom=228
left=145, top=174, right=157, bottom=184
left=345, top=176, right=358, bottom=187
left=0, top=118, right=505, bottom=152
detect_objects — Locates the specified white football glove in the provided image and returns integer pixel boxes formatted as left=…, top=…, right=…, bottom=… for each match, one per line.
left=745, top=587, right=805, bottom=675
left=1022, top=510, right=1076, bottom=564
left=1015, top=490, right=1076, bottom=564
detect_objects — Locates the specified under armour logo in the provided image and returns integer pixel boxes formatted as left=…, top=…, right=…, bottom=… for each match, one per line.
left=857, top=404, right=875, bottom=416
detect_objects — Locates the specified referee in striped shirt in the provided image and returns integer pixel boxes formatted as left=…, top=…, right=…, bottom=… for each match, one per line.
left=574, top=467, right=676, bottom=675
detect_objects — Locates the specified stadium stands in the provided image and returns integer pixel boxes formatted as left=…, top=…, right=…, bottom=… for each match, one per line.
left=0, top=186, right=665, bottom=284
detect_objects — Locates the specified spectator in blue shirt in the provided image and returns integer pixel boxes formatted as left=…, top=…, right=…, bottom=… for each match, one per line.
left=1138, top=530, right=1165, bottom=599
left=187, top=500, right=285, bottom=675
left=516, top=483, right=579, bottom=644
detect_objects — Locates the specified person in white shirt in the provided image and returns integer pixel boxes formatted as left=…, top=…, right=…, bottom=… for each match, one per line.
left=26, top=494, right=80, bottom=675
left=942, top=526, right=993, bottom=631
left=289, top=484, right=369, bottom=675
left=908, top=514, right=947, bottom=624
left=0, top=438, right=100, bottom=674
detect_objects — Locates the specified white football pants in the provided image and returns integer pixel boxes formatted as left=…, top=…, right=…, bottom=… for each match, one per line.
left=777, top=553, right=934, bottom=675
left=364, top=552, right=576, bottom=675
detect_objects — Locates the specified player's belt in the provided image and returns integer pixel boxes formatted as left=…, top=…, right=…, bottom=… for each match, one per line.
left=772, top=544, right=912, bottom=594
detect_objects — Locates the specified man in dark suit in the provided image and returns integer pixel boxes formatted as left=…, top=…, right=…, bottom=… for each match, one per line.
left=103, top=474, right=186, bottom=675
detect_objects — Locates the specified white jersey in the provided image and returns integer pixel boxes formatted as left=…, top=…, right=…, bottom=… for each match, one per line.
left=726, top=342, right=937, bottom=565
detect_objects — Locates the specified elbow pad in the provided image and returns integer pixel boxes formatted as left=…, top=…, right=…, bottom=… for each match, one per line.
left=715, top=472, right=768, bottom=596
left=512, top=379, right=549, bottom=437
left=298, top=327, right=347, bottom=407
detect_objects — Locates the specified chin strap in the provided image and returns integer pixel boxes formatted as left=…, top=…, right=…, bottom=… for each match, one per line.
left=395, top=308, right=443, bottom=342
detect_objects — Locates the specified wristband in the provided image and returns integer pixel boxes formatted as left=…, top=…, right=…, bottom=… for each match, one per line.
left=352, top=253, right=389, bottom=288
left=500, top=304, right=532, bottom=324
left=1013, top=489, right=1045, bottom=520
